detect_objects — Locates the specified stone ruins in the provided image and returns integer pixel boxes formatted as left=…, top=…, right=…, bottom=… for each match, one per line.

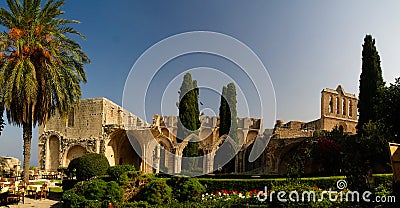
left=38, top=85, right=357, bottom=175
left=266, top=85, right=358, bottom=174
left=38, top=98, right=265, bottom=174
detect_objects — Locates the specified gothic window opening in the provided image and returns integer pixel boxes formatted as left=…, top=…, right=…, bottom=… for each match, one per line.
left=349, top=100, right=352, bottom=117
left=342, top=98, right=346, bottom=115
left=68, top=108, right=74, bottom=127
left=336, top=97, right=339, bottom=114
left=329, top=96, right=333, bottom=113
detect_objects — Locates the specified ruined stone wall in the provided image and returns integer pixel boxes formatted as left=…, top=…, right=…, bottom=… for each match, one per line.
left=273, top=127, right=313, bottom=139
left=39, top=98, right=104, bottom=139
left=38, top=97, right=149, bottom=171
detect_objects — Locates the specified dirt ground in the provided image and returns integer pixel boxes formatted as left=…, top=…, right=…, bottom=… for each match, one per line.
left=1, top=197, right=61, bottom=208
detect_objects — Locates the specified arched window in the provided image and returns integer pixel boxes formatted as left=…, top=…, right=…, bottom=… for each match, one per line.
left=342, top=98, right=346, bottom=115
left=349, top=100, right=352, bottom=117
left=68, top=108, right=74, bottom=127
left=328, top=96, right=333, bottom=113
left=336, top=97, right=339, bottom=114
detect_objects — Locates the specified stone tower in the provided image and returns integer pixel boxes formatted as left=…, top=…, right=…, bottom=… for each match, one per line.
left=320, top=85, right=358, bottom=133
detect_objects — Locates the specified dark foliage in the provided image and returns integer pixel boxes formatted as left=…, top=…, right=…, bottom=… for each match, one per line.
left=357, top=34, right=385, bottom=133
left=75, top=153, right=110, bottom=181
left=107, top=164, right=137, bottom=185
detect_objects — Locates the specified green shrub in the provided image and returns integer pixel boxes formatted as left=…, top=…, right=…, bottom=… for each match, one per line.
left=62, top=189, right=86, bottom=208
left=169, top=177, right=205, bottom=202
left=83, top=179, right=123, bottom=203
left=107, top=164, right=137, bottom=185
left=140, top=179, right=173, bottom=205
left=122, top=201, right=149, bottom=208
left=66, top=157, right=81, bottom=178
left=61, top=179, right=78, bottom=191
left=62, top=179, right=123, bottom=208
left=75, top=153, right=110, bottom=181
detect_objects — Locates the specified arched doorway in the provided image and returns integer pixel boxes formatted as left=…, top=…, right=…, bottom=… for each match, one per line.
left=213, top=138, right=236, bottom=173
left=64, top=145, right=87, bottom=167
left=107, top=130, right=142, bottom=171
left=48, top=135, right=60, bottom=171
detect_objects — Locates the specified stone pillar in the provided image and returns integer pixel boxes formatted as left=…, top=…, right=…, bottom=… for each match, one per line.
left=153, top=144, right=160, bottom=173
left=140, top=144, right=145, bottom=172
left=167, top=152, right=174, bottom=174
left=174, top=153, right=182, bottom=174
left=202, top=151, right=215, bottom=174
left=234, top=154, right=239, bottom=173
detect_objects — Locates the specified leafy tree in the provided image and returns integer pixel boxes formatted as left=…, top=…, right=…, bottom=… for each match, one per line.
left=0, top=0, right=90, bottom=182
left=177, top=73, right=200, bottom=158
left=380, top=77, right=400, bottom=142
left=357, top=34, right=385, bottom=133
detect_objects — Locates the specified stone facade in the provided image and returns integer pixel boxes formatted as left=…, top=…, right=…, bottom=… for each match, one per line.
left=38, top=97, right=265, bottom=174
left=38, top=85, right=357, bottom=175
left=266, top=85, right=358, bottom=174
left=272, top=85, right=358, bottom=139
left=38, top=98, right=148, bottom=171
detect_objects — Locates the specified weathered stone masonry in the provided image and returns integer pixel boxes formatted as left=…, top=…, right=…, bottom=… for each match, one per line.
left=38, top=97, right=265, bottom=174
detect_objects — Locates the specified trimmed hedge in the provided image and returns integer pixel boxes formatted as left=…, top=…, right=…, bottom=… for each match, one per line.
left=198, top=174, right=393, bottom=193
left=75, top=153, right=110, bottom=181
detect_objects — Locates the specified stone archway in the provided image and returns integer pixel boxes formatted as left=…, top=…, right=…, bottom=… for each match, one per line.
left=213, top=136, right=236, bottom=173
left=106, top=130, right=142, bottom=171
left=156, top=136, right=174, bottom=174
left=47, top=135, right=60, bottom=171
left=64, top=145, right=87, bottom=167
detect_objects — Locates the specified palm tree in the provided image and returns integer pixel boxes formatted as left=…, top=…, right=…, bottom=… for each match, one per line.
left=0, top=0, right=90, bottom=182
left=0, top=103, right=4, bottom=135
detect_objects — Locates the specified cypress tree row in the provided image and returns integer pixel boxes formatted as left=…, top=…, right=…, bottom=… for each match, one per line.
left=357, top=35, right=385, bottom=133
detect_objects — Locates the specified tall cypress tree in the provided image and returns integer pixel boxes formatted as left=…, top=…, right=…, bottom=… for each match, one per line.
left=218, top=83, right=238, bottom=142
left=177, top=73, right=200, bottom=157
left=226, top=83, right=238, bottom=143
left=219, top=86, right=229, bottom=137
left=357, top=35, right=385, bottom=133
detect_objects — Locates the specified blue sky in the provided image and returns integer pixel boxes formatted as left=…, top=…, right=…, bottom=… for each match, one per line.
left=0, top=0, right=400, bottom=165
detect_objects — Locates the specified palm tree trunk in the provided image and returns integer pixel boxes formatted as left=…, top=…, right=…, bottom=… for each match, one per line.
left=23, top=122, right=32, bottom=182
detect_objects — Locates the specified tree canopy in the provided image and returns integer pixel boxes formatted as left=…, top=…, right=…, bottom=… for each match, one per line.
left=0, top=0, right=89, bottom=181
left=357, top=34, right=385, bottom=133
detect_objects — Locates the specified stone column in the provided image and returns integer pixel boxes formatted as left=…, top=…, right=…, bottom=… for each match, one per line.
left=174, top=153, right=182, bottom=174
left=203, top=151, right=215, bottom=174
left=153, top=144, right=160, bottom=173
